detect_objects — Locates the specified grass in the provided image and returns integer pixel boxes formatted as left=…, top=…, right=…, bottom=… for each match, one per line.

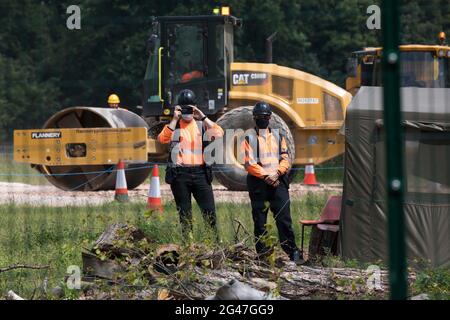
left=0, top=150, right=347, bottom=299
left=1, top=196, right=448, bottom=300
left=304, top=155, right=344, bottom=184
left=292, top=166, right=343, bottom=184
left=0, top=193, right=331, bottom=299
left=0, top=148, right=344, bottom=186
left=0, top=159, right=344, bottom=187
left=155, top=163, right=343, bottom=185
left=0, top=150, right=48, bottom=185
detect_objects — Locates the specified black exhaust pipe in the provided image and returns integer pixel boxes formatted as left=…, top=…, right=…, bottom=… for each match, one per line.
left=265, top=31, right=278, bottom=63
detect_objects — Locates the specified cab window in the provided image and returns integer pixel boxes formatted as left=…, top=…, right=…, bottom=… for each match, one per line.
left=372, top=51, right=450, bottom=88
left=167, top=23, right=205, bottom=85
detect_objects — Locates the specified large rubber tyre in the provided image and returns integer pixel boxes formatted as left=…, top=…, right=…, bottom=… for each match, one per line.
left=215, top=106, right=296, bottom=191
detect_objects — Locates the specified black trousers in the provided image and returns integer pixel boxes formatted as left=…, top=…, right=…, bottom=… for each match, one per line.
left=247, top=174, right=299, bottom=257
left=169, top=166, right=217, bottom=237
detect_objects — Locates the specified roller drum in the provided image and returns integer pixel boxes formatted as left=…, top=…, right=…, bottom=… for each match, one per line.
left=37, top=107, right=150, bottom=191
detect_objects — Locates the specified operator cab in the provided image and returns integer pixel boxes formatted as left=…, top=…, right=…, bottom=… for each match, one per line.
left=143, top=14, right=241, bottom=119
left=346, top=42, right=450, bottom=95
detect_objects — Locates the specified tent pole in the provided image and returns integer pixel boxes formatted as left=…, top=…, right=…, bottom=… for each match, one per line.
left=381, top=0, right=407, bottom=300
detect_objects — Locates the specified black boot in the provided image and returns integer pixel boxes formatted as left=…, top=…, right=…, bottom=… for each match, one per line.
left=290, top=249, right=306, bottom=265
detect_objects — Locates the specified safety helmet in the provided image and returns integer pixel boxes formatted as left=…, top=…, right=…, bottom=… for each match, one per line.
left=177, top=89, right=196, bottom=106
left=253, top=101, right=272, bottom=116
left=108, top=94, right=120, bottom=104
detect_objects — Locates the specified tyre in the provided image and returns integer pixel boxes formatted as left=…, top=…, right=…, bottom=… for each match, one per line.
left=214, top=106, right=296, bottom=191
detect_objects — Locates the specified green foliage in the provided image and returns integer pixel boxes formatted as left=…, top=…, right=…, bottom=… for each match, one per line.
left=0, top=1, right=448, bottom=141
left=413, top=267, right=450, bottom=300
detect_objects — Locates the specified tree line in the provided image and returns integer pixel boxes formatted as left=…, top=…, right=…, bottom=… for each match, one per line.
left=0, top=0, right=449, bottom=141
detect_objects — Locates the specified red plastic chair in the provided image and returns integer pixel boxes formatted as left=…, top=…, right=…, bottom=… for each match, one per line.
left=299, top=195, right=342, bottom=253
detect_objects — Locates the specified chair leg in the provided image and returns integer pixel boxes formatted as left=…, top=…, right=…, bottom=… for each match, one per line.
left=316, top=227, right=324, bottom=256
left=301, top=224, right=305, bottom=253
left=331, top=231, right=339, bottom=255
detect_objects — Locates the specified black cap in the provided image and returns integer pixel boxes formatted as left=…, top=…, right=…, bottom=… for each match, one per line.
left=177, top=89, right=196, bottom=106
left=253, top=101, right=272, bottom=116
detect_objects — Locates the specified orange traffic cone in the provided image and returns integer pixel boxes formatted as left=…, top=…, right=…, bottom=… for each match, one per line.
left=303, top=164, right=319, bottom=186
left=115, top=160, right=129, bottom=202
left=147, top=165, right=163, bottom=212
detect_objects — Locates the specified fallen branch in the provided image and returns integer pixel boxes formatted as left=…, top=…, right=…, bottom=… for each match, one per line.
left=77, top=224, right=400, bottom=300
left=232, top=218, right=251, bottom=242
left=0, top=264, right=49, bottom=273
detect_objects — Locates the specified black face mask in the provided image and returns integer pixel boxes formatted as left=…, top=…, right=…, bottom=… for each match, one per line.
left=255, top=118, right=270, bottom=129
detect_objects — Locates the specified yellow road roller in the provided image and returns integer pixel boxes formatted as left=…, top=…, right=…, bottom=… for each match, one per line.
left=14, top=11, right=351, bottom=191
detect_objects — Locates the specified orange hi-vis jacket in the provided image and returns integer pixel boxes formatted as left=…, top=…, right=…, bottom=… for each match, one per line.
left=158, top=119, right=224, bottom=166
left=242, top=129, right=290, bottom=178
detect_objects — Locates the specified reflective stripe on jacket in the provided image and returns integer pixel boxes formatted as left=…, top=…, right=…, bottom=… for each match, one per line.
left=158, top=120, right=224, bottom=166
left=242, top=129, right=290, bottom=178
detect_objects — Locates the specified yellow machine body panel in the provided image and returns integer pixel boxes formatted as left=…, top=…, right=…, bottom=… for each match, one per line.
left=367, top=44, right=450, bottom=53
left=229, top=62, right=352, bottom=165
left=14, top=127, right=148, bottom=166
left=146, top=136, right=167, bottom=158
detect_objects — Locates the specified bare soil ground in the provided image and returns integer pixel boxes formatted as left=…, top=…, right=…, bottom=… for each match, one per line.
left=0, top=182, right=342, bottom=206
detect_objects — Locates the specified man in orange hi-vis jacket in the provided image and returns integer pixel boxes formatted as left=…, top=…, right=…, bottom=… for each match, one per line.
left=158, top=89, right=223, bottom=239
left=243, top=101, right=303, bottom=264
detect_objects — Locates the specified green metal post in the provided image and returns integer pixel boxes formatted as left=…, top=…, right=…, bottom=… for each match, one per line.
left=381, top=0, right=407, bottom=299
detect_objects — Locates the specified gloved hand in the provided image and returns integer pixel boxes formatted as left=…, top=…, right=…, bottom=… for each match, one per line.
left=264, top=173, right=280, bottom=187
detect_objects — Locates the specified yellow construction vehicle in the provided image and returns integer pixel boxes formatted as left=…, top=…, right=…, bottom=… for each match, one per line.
left=14, top=9, right=351, bottom=191
left=346, top=32, right=450, bottom=95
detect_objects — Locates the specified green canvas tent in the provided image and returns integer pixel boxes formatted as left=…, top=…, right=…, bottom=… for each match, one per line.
left=341, top=87, right=450, bottom=268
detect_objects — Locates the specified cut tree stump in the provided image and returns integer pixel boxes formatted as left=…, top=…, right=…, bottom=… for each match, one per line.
left=82, top=251, right=125, bottom=280
left=153, top=244, right=180, bottom=275
left=93, top=223, right=153, bottom=258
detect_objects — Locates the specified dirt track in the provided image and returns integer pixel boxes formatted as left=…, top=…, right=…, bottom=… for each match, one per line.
left=0, top=182, right=342, bottom=206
